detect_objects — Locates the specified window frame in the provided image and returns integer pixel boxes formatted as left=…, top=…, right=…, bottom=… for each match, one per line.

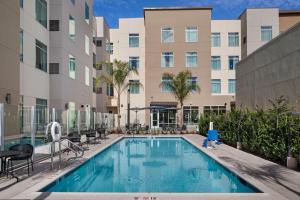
left=161, top=27, right=174, bottom=43
left=211, top=79, right=221, bottom=94
left=228, top=79, right=236, bottom=94
left=129, top=56, right=140, bottom=70
left=228, top=56, right=239, bottom=70
left=35, top=39, right=47, bottom=72
left=185, top=52, right=198, bottom=68
left=161, top=76, right=173, bottom=93
left=129, top=80, right=140, bottom=94
left=68, top=54, right=76, bottom=79
left=69, top=15, right=76, bottom=41
left=211, top=32, right=221, bottom=47
left=228, top=32, right=239, bottom=47
left=261, top=26, right=272, bottom=42
left=185, top=26, right=198, bottom=43
left=161, top=52, right=174, bottom=68
left=211, top=56, right=221, bottom=70
left=35, top=0, right=47, bottom=28
left=129, top=33, right=139, bottom=48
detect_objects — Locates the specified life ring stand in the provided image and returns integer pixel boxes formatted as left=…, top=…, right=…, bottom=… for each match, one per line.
left=51, top=122, right=62, bottom=142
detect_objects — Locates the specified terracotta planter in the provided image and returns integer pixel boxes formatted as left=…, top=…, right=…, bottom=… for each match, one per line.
left=287, top=156, right=298, bottom=169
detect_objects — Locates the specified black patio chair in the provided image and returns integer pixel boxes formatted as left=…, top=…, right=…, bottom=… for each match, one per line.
left=8, top=144, right=34, bottom=176
left=86, top=129, right=97, bottom=145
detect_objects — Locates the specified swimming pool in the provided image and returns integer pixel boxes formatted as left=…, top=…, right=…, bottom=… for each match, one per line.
left=42, top=137, right=260, bottom=193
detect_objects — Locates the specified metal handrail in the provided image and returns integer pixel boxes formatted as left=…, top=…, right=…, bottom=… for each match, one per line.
left=60, top=138, right=84, bottom=160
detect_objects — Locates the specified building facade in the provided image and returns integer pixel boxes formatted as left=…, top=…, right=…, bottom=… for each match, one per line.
left=236, top=22, right=300, bottom=112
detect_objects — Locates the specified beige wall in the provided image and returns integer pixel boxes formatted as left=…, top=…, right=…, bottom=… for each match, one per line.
left=211, top=20, right=240, bottom=96
left=144, top=8, right=233, bottom=126
left=240, top=8, right=279, bottom=59
left=109, top=18, right=146, bottom=126
left=279, top=13, right=300, bottom=33
left=20, top=0, right=50, bottom=107
left=236, top=22, right=300, bottom=112
left=49, top=0, right=94, bottom=111
left=0, top=0, right=20, bottom=137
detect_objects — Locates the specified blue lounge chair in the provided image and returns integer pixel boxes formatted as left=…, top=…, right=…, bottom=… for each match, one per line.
left=203, top=130, right=223, bottom=148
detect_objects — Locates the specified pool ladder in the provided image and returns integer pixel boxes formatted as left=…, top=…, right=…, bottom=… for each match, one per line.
left=50, top=139, right=84, bottom=170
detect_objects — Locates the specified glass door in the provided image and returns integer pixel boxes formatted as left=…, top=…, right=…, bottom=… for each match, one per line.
left=151, top=110, right=159, bottom=129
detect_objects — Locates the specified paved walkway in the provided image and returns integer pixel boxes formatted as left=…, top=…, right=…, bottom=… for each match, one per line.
left=0, top=134, right=299, bottom=200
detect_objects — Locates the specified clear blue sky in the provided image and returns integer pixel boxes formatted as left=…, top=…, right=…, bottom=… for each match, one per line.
left=94, top=0, right=300, bottom=28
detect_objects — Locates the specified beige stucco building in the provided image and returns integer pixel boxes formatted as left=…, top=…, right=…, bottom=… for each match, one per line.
left=236, top=22, right=300, bottom=112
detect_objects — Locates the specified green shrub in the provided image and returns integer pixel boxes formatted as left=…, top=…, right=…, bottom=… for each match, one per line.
left=199, top=96, right=300, bottom=165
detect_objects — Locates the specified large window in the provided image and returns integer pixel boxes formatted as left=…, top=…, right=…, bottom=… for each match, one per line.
left=20, top=0, right=23, bottom=8
left=129, top=33, right=139, bottom=48
left=129, top=80, right=140, bottom=94
left=261, top=26, right=272, bottom=41
left=228, top=56, right=239, bottom=70
left=211, top=79, right=221, bottom=94
left=183, top=106, right=199, bottom=125
left=106, top=40, right=113, bottom=54
left=161, top=27, right=174, bottom=43
left=161, top=52, right=174, bottom=68
left=129, top=57, right=139, bottom=70
left=211, top=33, right=221, bottom=47
left=228, top=79, right=236, bottom=94
left=69, top=15, right=75, bottom=41
left=161, top=76, right=173, bottom=92
left=187, top=77, right=198, bottom=91
left=36, top=98, right=47, bottom=131
left=20, top=29, right=23, bottom=62
left=36, top=40, right=47, bottom=72
left=186, top=52, right=198, bottom=67
left=85, top=35, right=89, bottom=55
left=186, top=27, right=198, bottom=42
left=228, top=32, right=239, bottom=47
left=69, top=55, right=76, bottom=79
left=36, top=0, right=47, bottom=28
left=203, top=106, right=226, bottom=115
left=85, top=66, right=89, bottom=86
left=93, top=53, right=96, bottom=68
left=106, top=83, right=114, bottom=96
left=211, top=56, right=221, bottom=70
left=85, top=2, right=90, bottom=24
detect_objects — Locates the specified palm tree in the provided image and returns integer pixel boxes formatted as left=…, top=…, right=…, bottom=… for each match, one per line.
left=97, top=59, right=138, bottom=130
left=160, top=70, right=200, bottom=127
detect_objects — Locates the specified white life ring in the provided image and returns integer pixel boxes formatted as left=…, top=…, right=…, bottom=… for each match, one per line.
left=51, top=122, right=62, bottom=142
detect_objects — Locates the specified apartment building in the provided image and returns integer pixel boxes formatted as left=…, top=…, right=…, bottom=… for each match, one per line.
left=143, top=7, right=235, bottom=128
left=109, top=18, right=146, bottom=126
left=93, top=16, right=111, bottom=113
left=236, top=22, right=300, bottom=112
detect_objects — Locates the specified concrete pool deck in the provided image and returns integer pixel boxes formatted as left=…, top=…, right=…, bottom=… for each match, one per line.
left=0, top=134, right=299, bottom=200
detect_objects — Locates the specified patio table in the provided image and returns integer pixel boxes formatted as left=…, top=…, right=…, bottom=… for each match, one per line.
left=0, top=150, right=21, bottom=181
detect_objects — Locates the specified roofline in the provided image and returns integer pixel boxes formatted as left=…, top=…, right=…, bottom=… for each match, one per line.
left=238, top=7, right=279, bottom=19
left=143, top=6, right=212, bottom=18
left=279, top=10, right=300, bottom=16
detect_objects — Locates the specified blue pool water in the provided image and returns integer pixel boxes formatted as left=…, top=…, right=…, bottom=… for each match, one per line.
left=42, top=137, right=260, bottom=193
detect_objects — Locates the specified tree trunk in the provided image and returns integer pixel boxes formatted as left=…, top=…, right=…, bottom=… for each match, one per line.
left=179, top=102, right=184, bottom=128
left=117, top=91, right=121, bottom=131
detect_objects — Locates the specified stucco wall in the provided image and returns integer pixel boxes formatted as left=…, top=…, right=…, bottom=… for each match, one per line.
left=236, top=22, right=300, bottom=112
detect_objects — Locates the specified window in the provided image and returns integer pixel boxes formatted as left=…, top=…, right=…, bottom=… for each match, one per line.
left=161, top=28, right=174, bottom=43
left=211, top=79, right=221, bottom=94
left=161, top=52, right=174, bottom=68
left=228, top=79, right=236, bottom=94
left=69, top=15, right=75, bottom=41
left=228, top=32, right=239, bottom=47
left=187, top=77, right=198, bottom=91
left=211, top=56, right=221, bottom=70
left=85, top=35, right=89, bottom=55
left=93, top=53, right=96, bottom=68
left=85, top=66, right=89, bottom=86
left=36, top=39, right=47, bottom=72
left=50, top=20, right=59, bottom=31
left=106, top=42, right=113, bottom=54
left=93, top=78, right=102, bottom=94
left=36, top=0, right=47, bottom=28
left=20, top=0, right=23, bottom=8
left=20, top=29, right=23, bottom=62
left=203, top=106, right=226, bottom=115
left=186, top=52, right=198, bottom=67
left=261, top=26, right=272, bottom=41
left=211, top=33, right=221, bottom=47
left=228, top=56, right=239, bottom=70
left=49, top=63, right=59, bottom=74
left=96, top=39, right=102, bottom=47
left=161, top=76, right=173, bottom=92
left=85, top=2, right=90, bottom=24
left=69, top=55, right=76, bottom=79
left=129, top=33, right=139, bottom=47
left=186, top=27, right=198, bottom=42
left=107, top=84, right=114, bottom=96
left=129, top=57, right=140, bottom=70
left=129, top=80, right=140, bottom=94
left=183, top=106, right=199, bottom=124
left=36, top=98, right=47, bottom=131
left=70, top=0, right=75, bottom=5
